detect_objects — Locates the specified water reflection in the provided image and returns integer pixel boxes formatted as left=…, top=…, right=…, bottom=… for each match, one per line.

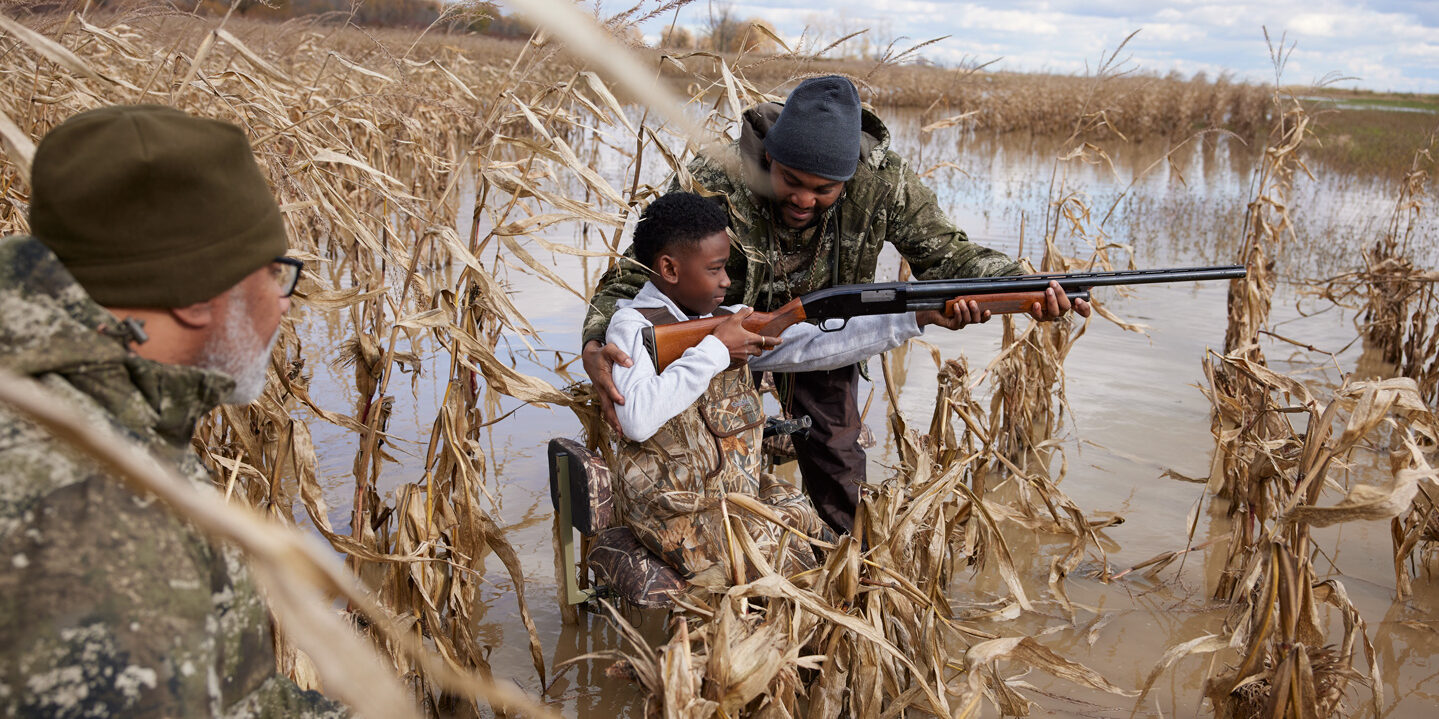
left=287, top=105, right=1437, bottom=716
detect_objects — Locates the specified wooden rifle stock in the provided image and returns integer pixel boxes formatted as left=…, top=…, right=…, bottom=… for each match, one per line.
left=645, top=298, right=808, bottom=372
left=942, top=289, right=1091, bottom=318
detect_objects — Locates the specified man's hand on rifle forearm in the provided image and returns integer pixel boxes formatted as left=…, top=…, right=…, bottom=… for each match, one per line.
left=1029, top=279, right=1092, bottom=322
left=917, top=299, right=990, bottom=330
left=713, top=308, right=782, bottom=367
left=582, top=339, right=633, bottom=432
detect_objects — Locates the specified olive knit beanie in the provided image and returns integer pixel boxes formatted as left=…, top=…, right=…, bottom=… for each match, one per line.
left=762, top=76, right=862, bottom=182
left=29, top=104, right=288, bottom=308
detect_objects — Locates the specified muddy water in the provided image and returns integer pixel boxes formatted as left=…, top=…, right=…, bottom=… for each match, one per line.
left=291, top=108, right=1439, bottom=717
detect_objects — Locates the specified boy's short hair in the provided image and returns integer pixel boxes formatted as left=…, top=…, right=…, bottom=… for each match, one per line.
left=632, top=192, right=729, bottom=270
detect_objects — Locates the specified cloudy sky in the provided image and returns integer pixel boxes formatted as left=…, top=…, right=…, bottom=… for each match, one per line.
left=595, top=1, right=1439, bottom=93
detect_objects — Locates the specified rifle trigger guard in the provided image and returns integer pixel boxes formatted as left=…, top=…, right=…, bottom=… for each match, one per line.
left=818, top=318, right=848, bottom=332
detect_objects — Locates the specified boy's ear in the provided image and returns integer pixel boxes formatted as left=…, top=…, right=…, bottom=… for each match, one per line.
left=655, top=253, right=682, bottom=284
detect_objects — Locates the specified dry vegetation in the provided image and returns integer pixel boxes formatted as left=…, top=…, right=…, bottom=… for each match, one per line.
left=1185, top=61, right=1439, bottom=717
left=2, top=4, right=1438, bottom=719
left=0, top=6, right=604, bottom=715
left=646, top=50, right=1275, bottom=141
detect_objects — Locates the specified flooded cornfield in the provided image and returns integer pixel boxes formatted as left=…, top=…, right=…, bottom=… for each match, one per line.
left=3, top=9, right=1438, bottom=718
left=284, top=108, right=1439, bottom=716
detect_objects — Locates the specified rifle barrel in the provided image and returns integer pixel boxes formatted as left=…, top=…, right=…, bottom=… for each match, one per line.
left=911, top=264, right=1247, bottom=293
left=798, top=265, right=1246, bottom=319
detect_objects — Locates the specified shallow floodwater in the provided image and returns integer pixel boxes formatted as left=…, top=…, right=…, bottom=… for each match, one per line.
left=291, top=108, right=1439, bottom=717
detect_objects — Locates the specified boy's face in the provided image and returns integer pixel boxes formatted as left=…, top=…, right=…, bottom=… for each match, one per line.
left=657, top=230, right=732, bottom=316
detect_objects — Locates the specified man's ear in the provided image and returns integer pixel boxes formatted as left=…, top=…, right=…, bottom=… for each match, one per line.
left=654, top=253, right=682, bottom=284
left=169, top=298, right=219, bottom=329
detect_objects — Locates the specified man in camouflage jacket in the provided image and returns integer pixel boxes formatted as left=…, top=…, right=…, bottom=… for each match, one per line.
left=582, top=77, right=1085, bottom=533
left=0, top=106, right=345, bottom=717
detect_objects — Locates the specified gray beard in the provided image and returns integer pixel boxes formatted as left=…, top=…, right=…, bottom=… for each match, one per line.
left=198, top=291, right=279, bottom=405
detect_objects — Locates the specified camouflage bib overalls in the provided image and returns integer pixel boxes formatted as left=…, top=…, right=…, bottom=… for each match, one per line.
left=613, top=309, right=832, bottom=590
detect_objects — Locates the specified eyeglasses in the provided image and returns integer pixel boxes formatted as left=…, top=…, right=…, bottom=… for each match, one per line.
left=273, top=256, right=304, bottom=298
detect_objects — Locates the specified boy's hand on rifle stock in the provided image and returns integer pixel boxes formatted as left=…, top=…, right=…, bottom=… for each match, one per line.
left=713, top=308, right=781, bottom=367
left=582, top=340, right=633, bottom=432
left=1029, top=280, right=1092, bottom=321
left=917, top=299, right=990, bottom=330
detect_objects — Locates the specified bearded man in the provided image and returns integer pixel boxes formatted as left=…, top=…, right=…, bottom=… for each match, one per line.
left=582, top=76, right=1089, bottom=534
left=0, top=106, right=345, bottom=717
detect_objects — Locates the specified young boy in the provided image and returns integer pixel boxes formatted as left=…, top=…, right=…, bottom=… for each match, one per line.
left=606, top=192, right=977, bottom=589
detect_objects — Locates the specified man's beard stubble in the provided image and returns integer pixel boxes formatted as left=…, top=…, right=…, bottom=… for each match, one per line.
left=197, top=290, right=279, bottom=405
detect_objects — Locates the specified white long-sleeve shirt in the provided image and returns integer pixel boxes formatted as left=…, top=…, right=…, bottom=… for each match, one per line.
left=607, top=281, right=924, bottom=442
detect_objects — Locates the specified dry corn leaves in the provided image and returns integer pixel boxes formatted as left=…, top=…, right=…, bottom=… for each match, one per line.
left=1193, top=366, right=1437, bottom=715
left=5, top=8, right=1436, bottom=719
left=1204, top=91, right=1313, bottom=598
left=0, top=7, right=675, bottom=716
left=1194, top=297, right=1435, bottom=719
left=569, top=351, right=1135, bottom=717
left=1316, top=146, right=1439, bottom=406
left=1154, top=87, right=1439, bottom=719
left=1205, top=543, right=1378, bottom=719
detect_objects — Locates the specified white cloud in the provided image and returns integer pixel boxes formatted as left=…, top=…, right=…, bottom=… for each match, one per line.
left=953, top=6, right=1063, bottom=35
left=1287, top=13, right=1342, bottom=37
left=595, top=0, right=1439, bottom=92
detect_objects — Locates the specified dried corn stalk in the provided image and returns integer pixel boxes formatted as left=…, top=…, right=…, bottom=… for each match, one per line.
left=1204, top=89, right=1312, bottom=599
left=0, top=7, right=669, bottom=715
left=1190, top=354, right=1439, bottom=716
left=1317, top=144, right=1439, bottom=404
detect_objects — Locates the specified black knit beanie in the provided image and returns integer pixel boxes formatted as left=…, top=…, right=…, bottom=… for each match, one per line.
left=762, top=76, right=862, bottom=181
left=29, top=104, right=288, bottom=308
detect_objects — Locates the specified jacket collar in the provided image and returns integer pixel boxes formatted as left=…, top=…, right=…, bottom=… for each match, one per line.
left=0, top=236, right=235, bottom=447
left=619, top=281, right=740, bottom=325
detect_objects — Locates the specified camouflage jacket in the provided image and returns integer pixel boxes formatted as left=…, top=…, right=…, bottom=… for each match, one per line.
left=581, top=103, right=1023, bottom=346
left=0, top=236, right=345, bottom=718
left=613, top=310, right=832, bottom=590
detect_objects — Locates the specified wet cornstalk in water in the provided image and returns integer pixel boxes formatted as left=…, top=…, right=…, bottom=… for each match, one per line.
left=1315, top=140, right=1439, bottom=599
left=1178, top=52, right=1439, bottom=717
left=1203, top=85, right=1310, bottom=601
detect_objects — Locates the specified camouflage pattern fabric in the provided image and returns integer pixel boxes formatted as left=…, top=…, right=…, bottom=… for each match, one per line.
left=0, top=236, right=346, bottom=718
left=550, top=438, right=690, bottom=608
left=581, top=103, right=1023, bottom=346
left=547, top=437, right=614, bottom=535
left=613, top=366, right=832, bottom=590
left=586, top=527, right=688, bottom=608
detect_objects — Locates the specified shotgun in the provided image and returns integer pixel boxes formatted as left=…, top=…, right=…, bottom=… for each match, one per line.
left=641, top=265, right=1246, bottom=372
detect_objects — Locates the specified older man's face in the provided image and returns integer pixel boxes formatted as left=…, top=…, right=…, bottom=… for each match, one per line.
left=766, top=156, right=845, bottom=229
left=197, top=262, right=292, bottom=404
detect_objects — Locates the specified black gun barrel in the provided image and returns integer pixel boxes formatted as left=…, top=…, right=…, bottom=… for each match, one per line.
left=906, top=264, right=1247, bottom=296
left=798, top=265, right=1246, bottom=319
